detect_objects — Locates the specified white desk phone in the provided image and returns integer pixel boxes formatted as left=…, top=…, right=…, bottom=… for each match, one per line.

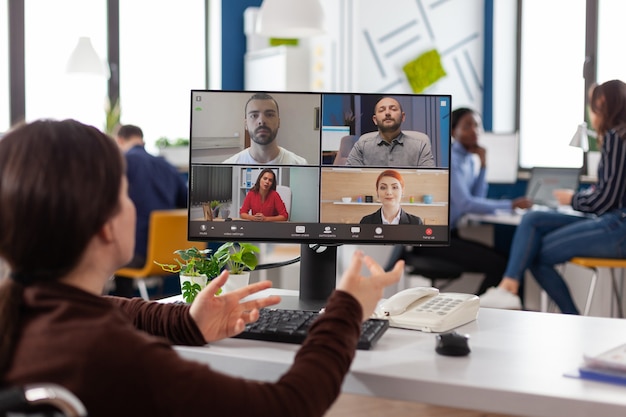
left=373, top=287, right=480, bottom=333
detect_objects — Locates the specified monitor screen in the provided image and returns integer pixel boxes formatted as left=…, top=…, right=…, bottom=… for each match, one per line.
left=188, top=90, right=452, bottom=308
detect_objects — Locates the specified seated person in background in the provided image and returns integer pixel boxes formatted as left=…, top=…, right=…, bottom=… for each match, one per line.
left=346, top=96, right=435, bottom=167
left=385, top=108, right=532, bottom=296
left=0, top=119, right=404, bottom=416
left=360, top=170, right=423, bottom=224
left=114, top=124, right=188, bottom=297
left=224, top=92, right=307, bottom=165
left=480, top=80, right=626, bottom=313
left=240, top=168, right=288, bottom=221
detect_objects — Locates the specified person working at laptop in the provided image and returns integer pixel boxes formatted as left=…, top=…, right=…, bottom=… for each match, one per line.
left=385, top=108, right=532, bottom=295
left=480, top=80, right=626, bottom=313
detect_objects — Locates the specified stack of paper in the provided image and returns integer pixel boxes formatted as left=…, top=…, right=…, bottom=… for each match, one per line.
left=578, top=343, right=626, bottom=385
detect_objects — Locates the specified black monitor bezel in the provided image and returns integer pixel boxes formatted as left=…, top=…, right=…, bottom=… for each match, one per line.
left=187, top=89, right=452, bottom=248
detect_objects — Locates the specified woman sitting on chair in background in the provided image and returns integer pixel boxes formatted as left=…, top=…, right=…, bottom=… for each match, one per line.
left=0, top=119, right=403, bottom=416
left=240, top=168, right=288, bottom=222
left=384, top=107, right=532, bottom=296
left=480, top=79, right=626, bottom=314
left=360, top=169, right=423, bottom=225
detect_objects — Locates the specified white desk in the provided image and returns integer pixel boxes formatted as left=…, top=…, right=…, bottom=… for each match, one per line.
left=465, top=205, right=589, bottom=227
left=172, top=289, right=626, bottom=417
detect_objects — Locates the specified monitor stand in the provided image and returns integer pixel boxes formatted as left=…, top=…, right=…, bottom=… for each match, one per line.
left=273, top=244, right=338, bottom=311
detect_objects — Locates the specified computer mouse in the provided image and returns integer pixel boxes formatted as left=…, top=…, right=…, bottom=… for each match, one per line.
left=435, top=331, right=470, bottom=356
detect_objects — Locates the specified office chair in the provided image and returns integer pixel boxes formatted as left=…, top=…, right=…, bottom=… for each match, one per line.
left=115, top=209, right=205, bottom=300
left=397, top=246, right=464, bottom=291
left=0, top=383, right=87, bottom=417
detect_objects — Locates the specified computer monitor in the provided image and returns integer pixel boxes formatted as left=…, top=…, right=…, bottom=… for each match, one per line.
left=188, top=90, right=452, bottom=309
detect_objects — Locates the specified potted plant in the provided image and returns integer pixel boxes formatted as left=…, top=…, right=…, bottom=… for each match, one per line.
left=210, top=200, right=221, bottom=218
left=155, top=242, right=259, bottom=303
left=211, top=242, right=260, bottom=294
left=155, top=247, right=225, bottom=303
left=156, top=136, right=190, bottom=169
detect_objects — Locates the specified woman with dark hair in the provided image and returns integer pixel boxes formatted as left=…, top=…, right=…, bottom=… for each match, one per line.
left=0, top=119, right=403, bottom=416
left=481, top=80, right=626, bottom=313
left=384, top=107, right=532, bottom=296
left=359, top=169, right=423, bottom=224
left=240, top=168, right=288, bottom=221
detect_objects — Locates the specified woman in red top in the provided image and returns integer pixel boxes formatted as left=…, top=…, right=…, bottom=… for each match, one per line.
left=240, top=168, right=288, bottom=221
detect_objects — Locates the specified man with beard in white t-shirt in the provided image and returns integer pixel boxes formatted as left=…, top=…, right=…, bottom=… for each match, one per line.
left=223, top=93, right=307, bottom=165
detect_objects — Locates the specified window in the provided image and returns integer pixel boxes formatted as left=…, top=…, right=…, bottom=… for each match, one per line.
left=24, top=0, right=107, bottom=128
left=597, top=0, right=626, bottom=83
left=119, top=0, right=205, bottom=153
left=519, top=0, right=587, bottom=169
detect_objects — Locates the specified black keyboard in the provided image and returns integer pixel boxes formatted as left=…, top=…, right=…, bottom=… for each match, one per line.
left=233, top=308, right=390, bottom=350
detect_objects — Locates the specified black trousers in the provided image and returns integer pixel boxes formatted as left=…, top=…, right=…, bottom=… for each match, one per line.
left=385, top=230, right=507, bottom=295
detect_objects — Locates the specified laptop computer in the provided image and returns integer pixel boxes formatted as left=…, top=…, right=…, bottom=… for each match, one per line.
left=526, top=167, right=581, bottom=208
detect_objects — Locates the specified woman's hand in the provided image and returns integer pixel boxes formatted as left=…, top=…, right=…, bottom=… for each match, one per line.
left=553, top=188, right=575, bottom=205
left=189, top=271, right=281, bottom=342
left=336, top=251, right=404, bottom=321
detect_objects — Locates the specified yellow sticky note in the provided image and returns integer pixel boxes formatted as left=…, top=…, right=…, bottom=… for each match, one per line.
left=403, top=49, right=447, bottom=93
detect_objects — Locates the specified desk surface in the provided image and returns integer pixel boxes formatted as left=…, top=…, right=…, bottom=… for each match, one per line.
left=465, top=205, right=589, bottom=227
left=172, top=289, right=626, bottom=417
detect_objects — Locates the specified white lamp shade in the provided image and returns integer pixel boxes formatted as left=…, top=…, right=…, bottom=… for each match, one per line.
left=256, top=0, right=325, bottom=38
left=569, top=122, right=590, bottom=152
left=66, top=37, right=107, bottom=77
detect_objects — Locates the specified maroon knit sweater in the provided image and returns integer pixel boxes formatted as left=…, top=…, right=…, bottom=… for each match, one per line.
left=4, top=282, right=362, bottom=417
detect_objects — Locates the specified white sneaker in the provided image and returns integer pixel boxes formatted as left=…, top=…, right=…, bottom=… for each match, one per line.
left=480, top=287, right=522, bottom=310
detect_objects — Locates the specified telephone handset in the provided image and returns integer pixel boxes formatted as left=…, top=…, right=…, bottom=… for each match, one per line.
left=373, top=287, right=479, bottom=333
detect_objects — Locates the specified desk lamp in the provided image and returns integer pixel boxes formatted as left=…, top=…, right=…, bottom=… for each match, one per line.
left=569, top=122, right=595, bottom=152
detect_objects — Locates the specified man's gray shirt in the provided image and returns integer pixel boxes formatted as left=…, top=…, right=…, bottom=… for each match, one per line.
left=345, top=131, right=435, bottom=167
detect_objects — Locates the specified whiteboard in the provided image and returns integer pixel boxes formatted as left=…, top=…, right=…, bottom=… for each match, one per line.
left=480, top=132, right=519, bottom=184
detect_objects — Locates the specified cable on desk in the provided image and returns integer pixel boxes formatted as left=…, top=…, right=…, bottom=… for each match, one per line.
left=254, top=256, right=301, bottom=270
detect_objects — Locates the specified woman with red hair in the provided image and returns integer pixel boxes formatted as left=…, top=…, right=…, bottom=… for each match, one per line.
left=360, top=169, right=423, bottom=224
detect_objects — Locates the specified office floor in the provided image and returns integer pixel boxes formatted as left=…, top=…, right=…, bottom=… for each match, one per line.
left=325, top=393, right=520, bottom=417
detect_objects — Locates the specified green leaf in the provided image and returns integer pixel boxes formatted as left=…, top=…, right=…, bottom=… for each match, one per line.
left=181, top=281, right=202, bottom=303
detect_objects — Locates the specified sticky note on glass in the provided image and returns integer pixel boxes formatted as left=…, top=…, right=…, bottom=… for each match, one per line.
left=403, top=49, right=447, bottom=93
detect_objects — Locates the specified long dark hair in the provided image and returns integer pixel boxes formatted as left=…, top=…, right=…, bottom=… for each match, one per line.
left=251, top=168, right=277, bottom=193
left=590, top=79, right=626, bottom=139
left=0, top=119, right=124, bottom=375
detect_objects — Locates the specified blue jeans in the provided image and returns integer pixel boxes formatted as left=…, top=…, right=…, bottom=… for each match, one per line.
left=505, top=209, right=626, bottom=314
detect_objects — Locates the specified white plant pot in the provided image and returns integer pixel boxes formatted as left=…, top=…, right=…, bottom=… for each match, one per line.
left=222, top=272, right=250, bottom=294
left=179, top=274, right=207, bottom=303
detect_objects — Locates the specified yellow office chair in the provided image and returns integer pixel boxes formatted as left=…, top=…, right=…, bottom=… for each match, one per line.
left=115, top=209, right=205, bottom=300
left=568, top=257, right=626, bottom=317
